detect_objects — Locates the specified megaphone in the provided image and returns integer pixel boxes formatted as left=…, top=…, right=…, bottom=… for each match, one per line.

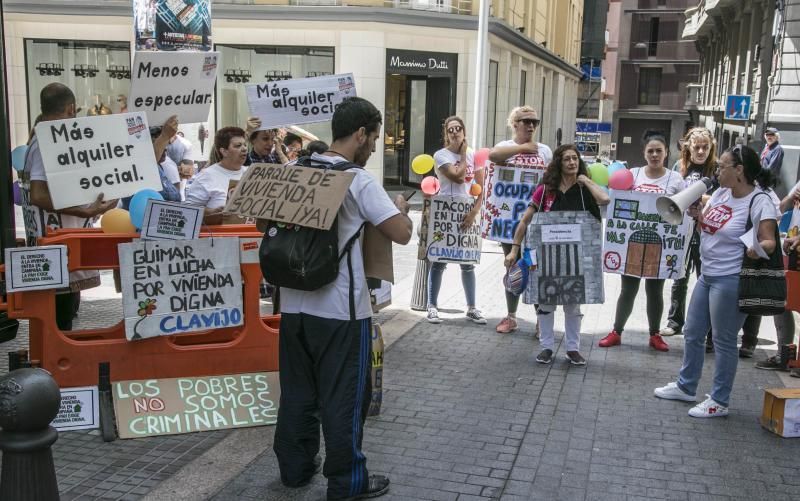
left=656, top=177, right=713, bottom=224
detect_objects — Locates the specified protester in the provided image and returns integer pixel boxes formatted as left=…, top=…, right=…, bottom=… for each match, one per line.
left=185, top=126, right=248, bottom=224
left=22, top=83, right=116, bottom=330
left=488, top=106, right=553, bottom=334
left=599, top=132, right=684, bottom=352
left=178, top=158, right=195, bottom=200
left=304, top=140, right=330, bottom=156
left=243, top=117, right=281, bottom=165
left=505, top=144, right=609, bottom=365
left=761, top=127, right=784, bottom=187
left=282, top=132, right=303, bottom=162
left=783, top=233, right=800, bottom=378
left=426, top=116, right=486, bottom=325
left=655, top=145, right=779, bottom=417
left=272, top=97, right=411, bottom=500
left=165, top=129, right=193, bottom=165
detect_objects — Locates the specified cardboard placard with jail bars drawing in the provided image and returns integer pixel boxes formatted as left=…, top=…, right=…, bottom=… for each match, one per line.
left=523, top=211, right=604, bottom=305
left=602, top=190, right=692, bottom=279
left=481, top=163, right=546, bottom=243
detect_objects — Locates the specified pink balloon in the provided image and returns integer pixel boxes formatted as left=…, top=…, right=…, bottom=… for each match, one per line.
left=473, top=148, right=491, bottom=169
left=421, top=176, right=440, bottom=195
left=608, top=168, right=634, bottom=191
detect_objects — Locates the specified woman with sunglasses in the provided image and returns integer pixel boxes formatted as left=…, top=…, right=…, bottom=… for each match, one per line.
left=488, top=106, right=553, bottom=334
left=427, top=116, right=486, bottom=324
left=655, top=145, right=779, bottom=417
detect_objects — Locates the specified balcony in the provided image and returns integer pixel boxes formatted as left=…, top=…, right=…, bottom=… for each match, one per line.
left=255, top=0, right=474, bottom=14
left=682, top=0, right=739, bottom=39
left=685, top=83, right=703, bottom=109
left=627, top=40, right=699, bottom=61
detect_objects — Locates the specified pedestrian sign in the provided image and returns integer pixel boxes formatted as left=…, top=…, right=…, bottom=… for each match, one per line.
left=725, top=95, right=751, bottom=120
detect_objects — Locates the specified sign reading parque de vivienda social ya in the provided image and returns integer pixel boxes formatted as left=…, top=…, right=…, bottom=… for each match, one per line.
left=34, top=112, right=161, bottom=210
left=113, top=372, right=279, bottom=439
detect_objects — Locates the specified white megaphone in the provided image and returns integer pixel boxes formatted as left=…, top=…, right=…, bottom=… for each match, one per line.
left=656, top=177, right=713, bottom=224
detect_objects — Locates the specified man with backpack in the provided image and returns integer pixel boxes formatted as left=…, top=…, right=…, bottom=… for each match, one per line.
left=268, top=97, right=412, bottom=500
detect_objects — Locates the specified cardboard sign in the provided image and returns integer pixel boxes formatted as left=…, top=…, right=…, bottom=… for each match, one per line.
left=113, top=372, right=279, bottom=439
left=245, top=73, right=357, bottom=130
left=224, top=163, right=354, bottom=230
left=134, top=0, right=212, bottom=52
left=481, top=163, right=546, bottom=243
left=603, top=190, right=692, bottom=279
left=426, top=195, right=482, bottom=263
left=128, top=51, right=219, bottom=125
left=52, top=386, right=99, bottom=431
left=140, top=199, right=203, bottom=241
left=34, top=113, right=161, bottom=210
left=4, top=245, right=69, bottom=292
left=363, top=224, right=394, bottom=283
left=523, top=211, right=604, bottom=305
left=222, top=179, right=255, bottom=225
left=417, top=196, right=432, bottom=260
left=118, top=238, right=243, bottom=340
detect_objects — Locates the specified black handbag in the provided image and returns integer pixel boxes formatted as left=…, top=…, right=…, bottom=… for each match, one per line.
left=738, top=192, right=786, bottom=315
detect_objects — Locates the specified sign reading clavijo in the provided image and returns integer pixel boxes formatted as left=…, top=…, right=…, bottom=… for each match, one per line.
left=385, top=49, right=458, bottom=76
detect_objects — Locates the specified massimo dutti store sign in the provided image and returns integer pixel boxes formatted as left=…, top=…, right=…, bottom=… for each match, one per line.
left=386, top=49, right=458, bottom=77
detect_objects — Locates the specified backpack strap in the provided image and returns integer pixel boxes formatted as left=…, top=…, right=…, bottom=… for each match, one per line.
left=745, top=191, right=770, bottom=231
left=341, top=222, right=367, bottom=321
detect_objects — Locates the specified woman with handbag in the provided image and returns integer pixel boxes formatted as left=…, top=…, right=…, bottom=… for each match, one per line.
left=654, top=145, right=781, bottom=418
left=504, top=144, right=609, bottom=365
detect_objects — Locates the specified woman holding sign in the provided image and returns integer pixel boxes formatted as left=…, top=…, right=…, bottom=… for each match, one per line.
left=504, top=144, right=609, bottom=365
left=599, top=132, right=684, bottom=352
left=426, top=116, right=486, bottom=325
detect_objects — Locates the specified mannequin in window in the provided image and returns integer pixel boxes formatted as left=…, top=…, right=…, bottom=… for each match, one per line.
left=117, top=94, right=128, bottom=114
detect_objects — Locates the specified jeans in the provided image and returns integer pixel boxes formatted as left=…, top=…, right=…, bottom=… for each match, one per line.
left=741, top=311, right=796, bottom=348
left=427, top=262, right=477, bottom=308
left=537, top=304, right=582, bottom=352
left=677, top=274, right=747, bottom=407
left=501, top=243, right=520, bottom=314
left=613, top=275, right=665, bottom=334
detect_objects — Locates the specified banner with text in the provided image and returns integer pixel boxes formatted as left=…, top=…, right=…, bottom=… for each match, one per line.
left=4, top=245, right=69, bottom=293
left=481, top=163, right=546, bottom=243
left=113, top=372, right=279, bottom=439
left=140, top=199, right=203, bottom=241
left=602, top=190, right=692, bottom=279
left=52, top=386, right=99, bottom=432
left=224, top=163, right=354, bottom=230
left=34, top=113, right=161, bottom=210
left=118, top=238, right=243, bottom=340
left=128, top=51, right=219, bottom=125
left=134, top=0, right=212, bottom=52
left=426, top=195, right=482, bottom=263
left=245, top=73, right=357, bottom=130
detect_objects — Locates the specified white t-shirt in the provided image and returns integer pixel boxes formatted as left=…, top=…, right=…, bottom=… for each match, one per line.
left=699, top=187, right=780, bottom=276
left=493, top=139, right=553, bottom=168
left=433, top=147, right=476, bottom=196
left=166, top=136, right=193, bottom=165
left=280, top=153, right=400, bottom=321
left=630, top=167, right=684, bottom=195
left=161, top=157, right=181, bottom=186
left=184, top=163, right=246, bottom=209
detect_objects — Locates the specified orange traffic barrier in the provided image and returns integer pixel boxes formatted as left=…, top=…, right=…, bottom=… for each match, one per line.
left=5, top=226, right=278, bottom=387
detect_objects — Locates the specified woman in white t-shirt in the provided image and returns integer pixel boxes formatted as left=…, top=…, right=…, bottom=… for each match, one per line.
left=185, top=127, right=248, bottom=224
left=426, top=116, right=486, bottom=325
left=599, top=133, right=684, bottom=353
left=655, top=145, right=780, bottom=418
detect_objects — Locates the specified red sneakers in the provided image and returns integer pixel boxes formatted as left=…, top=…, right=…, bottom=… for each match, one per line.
left=598, top=331, right=621, bottom=347
left=649, top=334, right=669, bottom=352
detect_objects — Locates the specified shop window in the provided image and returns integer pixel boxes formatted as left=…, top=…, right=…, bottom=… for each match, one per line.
left=24, top=39, right=132, bottom=127
left=486, top=60, right=499, bottom=146
left=637, top=67, right=662, bottom=105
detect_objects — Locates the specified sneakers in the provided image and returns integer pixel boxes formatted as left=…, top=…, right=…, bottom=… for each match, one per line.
left=496, top=316, right=518, bottom=334
left=654, top=382, right=697, bottom=402
left=565, top=351, right=587, bottom=366
left=755, top=355, right=788, bottom=371
left=660, top=326, right=681, bottom=337
left=426, top=307, right=442, bottom=324
left=466, top=308, right=487, bottom=324
left=342, top=474, right=390, bottom=500
left=738, top=344, right=755, bottom=358
left=598, top=331, right=621, bottom=347
left=649, top=334, right=669, bottom=352
left=535, top=349, right=554, bottom=364
left=688, top=395, right=729, bottom=418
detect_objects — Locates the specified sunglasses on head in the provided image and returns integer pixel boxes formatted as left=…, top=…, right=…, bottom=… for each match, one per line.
left=516, top=118, right=541, bottom=127
left=447, top=125, right=463, bottom=134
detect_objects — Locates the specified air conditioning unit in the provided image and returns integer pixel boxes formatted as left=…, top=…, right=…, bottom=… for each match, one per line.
left=685, top=83, right=702, bottom=108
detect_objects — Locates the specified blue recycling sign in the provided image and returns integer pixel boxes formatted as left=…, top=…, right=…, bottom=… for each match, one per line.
left=725, top=95, right=751, bottom=120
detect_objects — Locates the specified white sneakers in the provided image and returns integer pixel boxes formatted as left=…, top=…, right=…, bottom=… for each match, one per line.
left=660, top=326, right=680, bottom=337
left=654, top=382, right=697, bottom=402
left=654, top=383, right=729, bottom=418
left=427, top=307, right=487, bottom=325
left=426, top=308, right=442, bottom=324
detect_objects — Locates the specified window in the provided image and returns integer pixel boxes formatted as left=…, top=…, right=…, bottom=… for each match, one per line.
left=648, top=18, right=659, bottom=57
left=519, top=70, right=527, bottom=105
left=637, top=67, right=662, bottom=105
left=485, top=60, right=499, bottom=145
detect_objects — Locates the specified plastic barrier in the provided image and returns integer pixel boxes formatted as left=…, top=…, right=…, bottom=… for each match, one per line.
left=4, top=226, right=278, bottom=387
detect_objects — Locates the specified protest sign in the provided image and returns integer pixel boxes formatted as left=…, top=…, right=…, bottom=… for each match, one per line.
left=52, top=386, right=99, bottom=432
left=222, top=179, right=255, bottom=225
left=128, top=51, right=218, bottom=125
left=134, top=0, right=212, bottom=52
left=4, top=245, right=69, bottom=293
left=224, top=163, right=354, bottom=230
left=523, top=211, right=604, bottom=305
left=118, top=238, right=243, bottom=340
left=245, top=73, right=357, bottom=130
left=140, top=199, right=203, bottom=241
left=426, top=195, right=482, bottom=263
left=603, top=190, right=692, bottom=279
left=34, top=112, right=161, bottom=210
left=113, top=372, right=279, bottom=439
left=417, top=196, right=432, bottom=260
left=481, top=163, right=546, bottom=243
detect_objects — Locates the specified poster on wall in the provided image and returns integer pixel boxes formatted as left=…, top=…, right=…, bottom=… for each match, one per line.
left=425, top=195, right=482, bottom=264
left=602, top=190, right=692, bottom=279
left=134, top=0, right=212, bottom=52
left=118, top=238, right=243, bottom=341
left=481, top=163, right=546, bottom=243
left=522, top=211, right=604, bottom=305
left=245, top=73, right=357, bottom=130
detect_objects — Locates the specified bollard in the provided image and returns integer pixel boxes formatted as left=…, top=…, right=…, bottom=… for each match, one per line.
left=0, top=368, right=62, bottom=500
left=409, top=259, right=430, bottom=311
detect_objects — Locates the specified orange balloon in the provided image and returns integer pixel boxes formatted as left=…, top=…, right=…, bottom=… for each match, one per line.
left=470, top=183, right=482, bottom=196
left=101, top=208, right=137, bottom=234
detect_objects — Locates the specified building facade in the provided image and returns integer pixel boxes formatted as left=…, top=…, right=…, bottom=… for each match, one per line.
left=576, top=0, right=611, bottom=161
left=4, top=0, right=583, bottom=187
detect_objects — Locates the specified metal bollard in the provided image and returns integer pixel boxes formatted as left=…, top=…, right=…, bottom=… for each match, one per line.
left=409, top=259, right=430, bottom=311
left=0, top=368, right=62, bottom=500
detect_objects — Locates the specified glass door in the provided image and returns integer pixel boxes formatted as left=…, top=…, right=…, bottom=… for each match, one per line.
left=403, top=78, right=427, bottom=185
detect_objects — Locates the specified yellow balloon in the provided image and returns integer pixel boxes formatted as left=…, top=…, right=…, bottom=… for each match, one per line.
left=411, top=154, right=435, bottom=175
left=101, top=208, right=137, bottom=234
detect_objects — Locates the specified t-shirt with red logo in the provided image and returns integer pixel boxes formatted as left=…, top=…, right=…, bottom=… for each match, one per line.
left=699, top=187, right=780, bottom=276
left=630, top=167, right=684, bottom=195
left=493, top=139, right=553, bottom=168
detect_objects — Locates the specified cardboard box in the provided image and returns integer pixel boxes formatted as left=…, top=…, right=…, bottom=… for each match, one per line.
left=363, top=224, right=394, bottom=284
left=761, top=388, right=800, bottom=437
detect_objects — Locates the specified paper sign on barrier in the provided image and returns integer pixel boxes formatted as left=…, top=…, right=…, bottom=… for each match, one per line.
left=52, top=386, right=99, bottom=431
left=4, top=245, right=69, bottom=293
left=140, top=199, right=203, bottom=241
